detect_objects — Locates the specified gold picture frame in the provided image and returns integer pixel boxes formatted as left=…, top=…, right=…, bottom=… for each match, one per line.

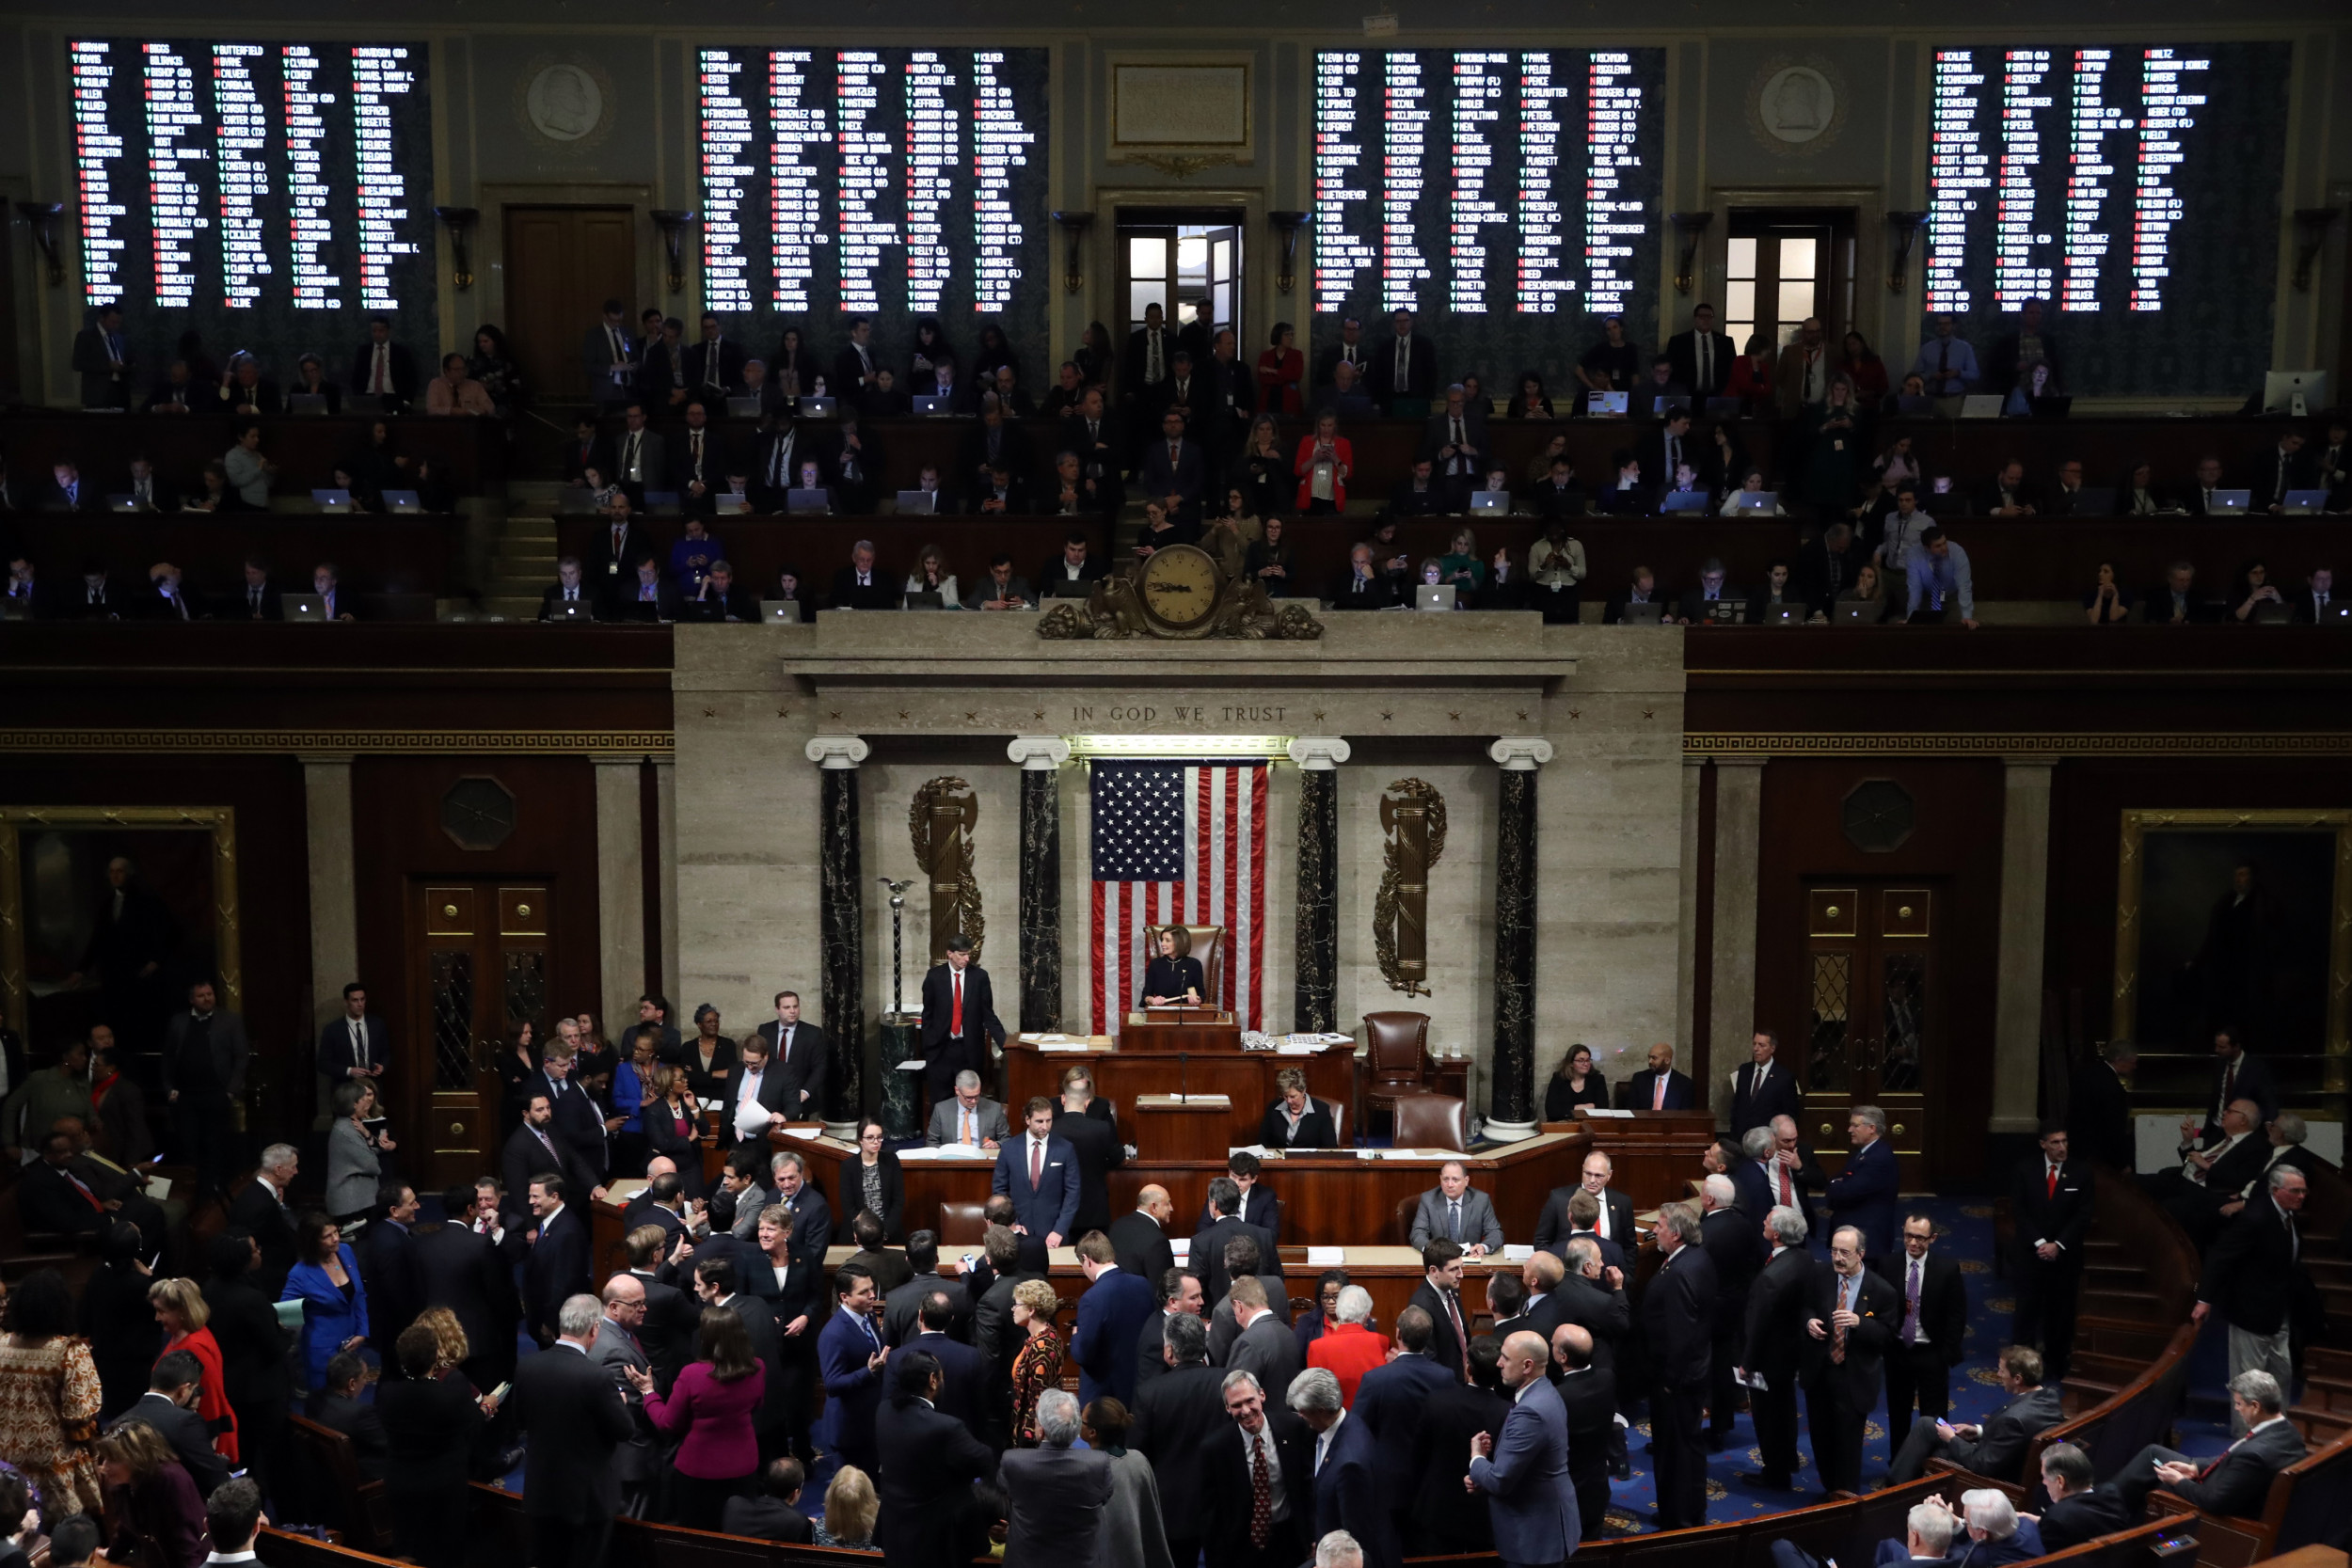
left=2112, top=808, right=2350, bottom=1072
left=0, top=806, right=243, bottom=1040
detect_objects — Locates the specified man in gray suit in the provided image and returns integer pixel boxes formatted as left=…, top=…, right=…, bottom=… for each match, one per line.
left=1468, top=1330, right=1581, bottom=1568
left=997, top=1389, right=1113, bottom=1561
left=1887, top=1344, right=2061, bottom=1484
left=582, top=301, right=638, bottom=409
left=2112, top=1370, right=2307, bottom=1522
left=928, top=1069, right=1012, bottom=1148
left=1208, top=1232, right=1295, bottom=1362
left=588, top=1274, right=660, bottom=1517
left=1223, top=1276, right=1302, bottom=1394
left=1410, top=1161, right=1504, bottom=1255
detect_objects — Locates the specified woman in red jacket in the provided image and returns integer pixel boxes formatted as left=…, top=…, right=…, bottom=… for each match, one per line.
left=1294, top=411, right=1354, bottom=514
left=1255, top=323, right=1304, bottom=415
left=1725, top=333, right=1774, bottom=412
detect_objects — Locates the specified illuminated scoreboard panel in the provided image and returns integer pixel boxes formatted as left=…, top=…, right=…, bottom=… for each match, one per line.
left=1924, top=41, right=2288, bottom=389
left=67, top=38, right=431, bottom=325
left=695, top=46, right=1046, bottom=328
left=1313, top=47, right=1664, bottom=334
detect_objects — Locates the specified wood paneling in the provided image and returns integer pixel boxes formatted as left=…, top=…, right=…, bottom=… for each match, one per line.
left=1753, top=757, right=2005, bottom=1189
left=504, top=207, right=635, bottom=404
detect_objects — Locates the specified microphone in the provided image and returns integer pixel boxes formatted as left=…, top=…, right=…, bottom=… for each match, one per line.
left=1179, top=1050, right=1188, bottom=1105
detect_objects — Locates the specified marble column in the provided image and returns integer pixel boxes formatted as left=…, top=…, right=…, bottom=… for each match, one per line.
left=1285, top=738, right=1351, bottom=1034
left=301, top=755, right=358, bottom=1127
left=1706, top=757, right=1767, bottom=1116
left=1486, top=737, right=1554, bottom=1142
left=1008, top=737, right=1072, bottom=1033
left=654, top=760, right=679, bottom=1004
left=1676, top=759, right=1705, bottom=1072
left=1994, top=757, right=2058, bottom=1134
left=806, top=736, right=870, bottom=1130
left=594, top=759, right=647, bottom=1035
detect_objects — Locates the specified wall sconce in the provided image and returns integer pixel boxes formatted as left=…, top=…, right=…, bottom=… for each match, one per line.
left=15, top=202, right=65, bottom=288
left=2292, top=207, right=2342, bottom=293
left=432, top=205, right=479, bottom=292
left=1049, top=211, right=1093, bottom=295
left=650, top=210, right=697, bottom=296
left=1665, top=211, right=1712, bottom=295
left=1884, top=211, right=1930, bottom=293
left=1269, top=211, right=1309, bottom=294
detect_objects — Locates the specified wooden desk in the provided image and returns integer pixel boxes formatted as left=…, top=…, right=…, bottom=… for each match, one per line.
left=1004, top=1034, right=1354, bottom=1153
left=1133, top=1095, right=1232, bottom=1162
left=1120, top=1011, right=1243, bottom=1051
left=2, top=513, right=456, bottom=620
left=784, top=1126, right=1592, bottom=1248
left=0, top=411, right=506, bottom=496
left=1543, top=1109, right=1721, bottom=1212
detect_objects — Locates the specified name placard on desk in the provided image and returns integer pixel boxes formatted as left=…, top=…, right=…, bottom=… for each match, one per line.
left=1135, top=1093, right=1232, bottom=1110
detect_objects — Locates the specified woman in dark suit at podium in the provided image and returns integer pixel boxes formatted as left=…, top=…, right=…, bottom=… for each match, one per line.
left=1261, top=1068, right=1337, bottom=1149
left=1542, top=1042, right=1610, bottom=1121
left=1139, top=927, right=1206, bottom=1006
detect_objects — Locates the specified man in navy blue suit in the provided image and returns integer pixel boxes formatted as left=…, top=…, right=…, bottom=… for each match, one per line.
left=1827, top=1105, right=1901, bottom=1260
left=903, top=1291, right=989, bottom=1433
left=1732, top=1126, right=1779, bottom=1221
left=1192, top=1149, right=1282, bottom=1246
left=1618, top=1041, right=1697, bottom=1112
left=992, top=1097, right=1080, bottom=1248
left=522, top=1173, right=591, bottom=1346
left=1287, top=1366, right=1398, bottom=1568
left=1468, top=1329, right=1581, bottom=1568
left=1351, top=1307, right=1454, bottom=1550
left=817, top=1263, right=888, bottom=1476
left=1070, top=1232, right=1157, bottom=1405
left=1730, top=1031, right=1804, bottom=1135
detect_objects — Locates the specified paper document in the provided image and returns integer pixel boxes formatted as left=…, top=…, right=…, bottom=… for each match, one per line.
left=1026, top=1033, right=1069, bottom=1043
left=1228, top=1145, right=1273, bottom=1160
left=1041, top=1043, right=1092, bottom=1053
left=893, top=1060, right=926, bottom=1072
left=143, top=1175, right=173, bottom=1201
left=1582, top=1107, right=1635, bottom=1118
left=734, top=1100, right=776, bottom=1138
left=1274, top=1043, right=1320, bottom=1055
left=1307, top=1246, right=1346, bottom=1267
left=1502, top=1244, right=1534, bottom=1262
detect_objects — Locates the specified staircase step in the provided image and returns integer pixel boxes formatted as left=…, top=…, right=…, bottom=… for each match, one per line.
left=2077, top=1289, right=2165, bottom=1321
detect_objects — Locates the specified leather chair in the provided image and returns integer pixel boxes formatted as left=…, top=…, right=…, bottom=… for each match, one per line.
left=1359, top=1010, right=1436, bottom=1135
left=1391, top=1093, right=1469, bottom=1153
left=1142, top=924, right=1226, bottom=1006
left=1319, top=1096, right=1349, bottom=1148
left=939, top=1200, right=988, bottom=1246
left=1391, top=1192, right=1421, bottom=1245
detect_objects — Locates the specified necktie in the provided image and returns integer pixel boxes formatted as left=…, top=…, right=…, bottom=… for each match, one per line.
left=2220, top=1060, right=2235, bottom=1121
left=1147, top=333, right=1162, bottom=385
left=1937, top=342, right=1949, bottom=379
left=1904, top=1259, right=1921, bottom=1343
left=373, top=345, right=389, bottom=394
left=249, top=587, right=262, bottom=612
left=1248, top=1431, right=1273, bottom=1548
left=707, top=342, right=724, bottom=390
left=2046, top=1164, right=2058, bottom=1200
left=534, top=1126, right=557, bottom=1160
left=1699, top=335, right=1712, bottom=389
left=351, top=1020, right=367, bottom=1069
left=1397, top=340, right=1409, bottom=387
left=1652, top=1074, right=1667, bottom=1110
left=1778, top=1162, right=1795, bottom=1208
left=1029, top=1137, right=1042, bottom=1191
left=609, top=327, right=623, bottom=365
left=1448, top=1199, right=1461, bottom=1242
left=691, top=431, right=704, bottom=476
left=1444, top=1290, right=1470, bottom=1378
left=626, top=433, right=641, bottom=478
left=960, top=1107, right=974, bottom=1144
left=1170, top=441, right=1181, bottom=470
left=1667, top=436, right=1679, bottom=473
left=951, top=972, right=963, bottom=1035
left=67, top=1172, right=103, bottom=1212
left=2198, top=1439, right=2244, bottom=1480
left=1832, top=1275, right=1852, bottom=1363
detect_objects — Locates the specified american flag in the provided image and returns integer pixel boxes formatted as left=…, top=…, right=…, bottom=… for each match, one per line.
left=1089, top=759, right=1267, bottom=1031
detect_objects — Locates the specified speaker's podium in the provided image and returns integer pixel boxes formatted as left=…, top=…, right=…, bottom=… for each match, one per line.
left=1003, top=1007, right=1355, bottom=1161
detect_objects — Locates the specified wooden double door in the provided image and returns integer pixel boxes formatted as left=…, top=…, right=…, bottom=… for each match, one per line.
left=400, top=881, right=554, bottom=1193
left=502, top=205, right=636, bottom=404
left=1795, top=879, right=1938, bottom=1189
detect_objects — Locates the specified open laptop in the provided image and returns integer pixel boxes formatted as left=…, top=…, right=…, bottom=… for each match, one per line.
left=2249, top=600, right=2292, bottom=626
left=895, top=489, right=938, bottom=515
left=1619, top=601, right=1663, bottom=626
left=2068, top=487, right=2116, bottom=516
left=1585, top=389, right=1629, bottom=416
left=2206, top=489, right=2252, bottom=516
left=1704, top=397, right=1742, bottom=418
left=724, top=395, right=764, bottom=420
left=913, top=394, right=956, bottom=415
left=1696, top=598, right=1747, bottom=626
left=287, top=393, right=331, bottom=417
left=1763, top=604, right=1805, bottom=626
left=380, top=489, right=421, bottom=513
left=104, top=495, right=142, bottom=514
left=797, top=395, right=837, bottom=419
left=903, top=590, right=946, bottom=610
left=642, top=490, right=681, bottom=512
left=714, top=493, right=751, bottom=515
left=283, top=595, right=327, bottom=623
left=1651, top=394, right=1692, bottom=417
left=1468, top=490, right=1509, bottom=513
left=1832, top=603, right=1875, bottom=626
left=758, top=599, right=806, bottom=624
left=1959, top=394, right=2006, bottom=419
left=1894, top=394, right=1936, bottom=416
left=2280, top=489, right=2331, bottom=515
left=2029, top=395, right=2073, bottom=419
left=1731, top=491, right=1781, bottom=514
left=786, top=489, right=831, bottom=515
left=310, top=488, right=353, bottom=513
left=1044, top=577, right=1093, bottom=597
left=547, top=601, right=593, bottom=623
left=1416, top=584, right=1456, bottom=611
left=1661, top=490, right=1709, bottom=515
left=2316, top=602, right=2352, bottom=626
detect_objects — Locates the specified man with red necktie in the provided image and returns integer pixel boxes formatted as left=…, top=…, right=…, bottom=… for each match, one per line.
left=920, top=931, right=1004, bottom=1119
left=2111, top=1370, right=2305, bottom=1521
left=2010, top=1122, right=2095, bottom=1382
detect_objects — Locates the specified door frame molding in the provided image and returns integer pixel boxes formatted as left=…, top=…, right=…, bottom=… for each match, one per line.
left=473, top=183, right=656, bottom=357
left=1704, top=184, right=1889, bottom=358
left=1086, top=186, right=1267, bottom=369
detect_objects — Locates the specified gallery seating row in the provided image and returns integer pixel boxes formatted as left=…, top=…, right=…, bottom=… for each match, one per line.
left=0, top=412, right=506, bottom=495
left=2, top=514, right=455, bottom=619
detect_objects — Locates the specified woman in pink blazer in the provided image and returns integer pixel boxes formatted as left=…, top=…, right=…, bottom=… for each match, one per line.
left=628, top=1306, right=767, bottom=1529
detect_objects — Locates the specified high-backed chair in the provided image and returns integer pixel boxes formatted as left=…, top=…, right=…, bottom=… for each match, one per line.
left=1359, top=1011, right=1436, bottom=1134
left=1320, top=1096, right=1350, bottom=1148
left=1391, top=1093, right=1469, bottom=1153
left=1142, top=924, right=1227, bottom=1006
left=939, top=1201, right=988, bottom=1246
left=1391, top=1192, right=1422, bottom=1245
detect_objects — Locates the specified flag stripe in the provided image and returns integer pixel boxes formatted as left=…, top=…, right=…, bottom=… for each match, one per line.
left=1248, top=765, right=1267, bottom=1031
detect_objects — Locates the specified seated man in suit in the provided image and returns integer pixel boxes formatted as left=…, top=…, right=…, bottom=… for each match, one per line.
left=2024, top=1444, right=2133, bottom=1553
left=722, top=1458, right=811, bottom=1544
left=1887, top=1344, right=2060, bottom=1484
left=830, top=540, right=898, bottom=611
left=1976, top=461, right=2040, bottom=517
left=1619, top=1040, right=1697, bottom=1111
left=1331, top=543, right=1402, bottom=610
left=1261, top=1068, right=1338, bottom=1148
left=1136, top=407, right=1206, bottom=524
left=2142, top=560, right=2219, bottom=626
left=963, top=554, right=1034, bottom=612
left=612, top=557, right=676, bottom=624
left=1409, top=1161, right=1504, bottom=1257
left=928, top=1069, right=1011, bottom=1148
left=541, top=557, right=596, bottom=621
left=17, top=1128, right=120, bottom=1240
left=1193, top=1150, right=1281, bottom=1246
left=1038, top=531, right=1109, bottom=599
left=2143, top=1096, right=2267, bottom=1219
left=306, top=1349, right=389, bottom=1482
left=991, top=1097, right=1079, bottom=1249
left=1676, top=558, right=1746, bottom=626
left=1534, top=1150, right=1635, bottom=1259
left=2114, top=1370, right=2307, bottom=1521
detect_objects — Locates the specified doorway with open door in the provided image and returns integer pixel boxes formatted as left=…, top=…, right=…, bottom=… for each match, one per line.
left=1116, top=208, right=1245, bottom=387
left=1796, top=879, right=1937, bottom=1191
left=405, top=881, right=557, bottom=1194
left=1722, top=209, right=1859, bottom=377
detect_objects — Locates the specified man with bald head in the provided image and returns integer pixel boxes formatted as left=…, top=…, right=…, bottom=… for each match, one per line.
left=1469, top=1329, right=1580, bottom=1567
left=1534, top=1148, right=1633, bottom=1257
left=1109, top=1183, right=1178, bottom=1285
left=1550, top=1323, right=1615, bottom=1541
left=588, top=1274, right=660, bottom=1516
left=1620, top=1040, right=1696, bottom=1111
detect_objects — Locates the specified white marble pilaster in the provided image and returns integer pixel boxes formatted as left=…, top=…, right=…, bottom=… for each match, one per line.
left=1994, top=757, right=2058, bottom=1135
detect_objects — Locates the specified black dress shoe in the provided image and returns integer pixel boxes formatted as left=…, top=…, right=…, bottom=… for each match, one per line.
left=1707, top=1433, right=1728, bottom=1452
left=1733, top=1470, right=1793, bottom=1489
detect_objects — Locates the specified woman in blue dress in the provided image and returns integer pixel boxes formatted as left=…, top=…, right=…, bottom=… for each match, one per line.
left=280, top=1210, right=369, bottom=1391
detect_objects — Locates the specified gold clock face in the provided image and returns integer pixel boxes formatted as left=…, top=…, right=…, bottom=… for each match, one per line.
left=1136, top=544, right=1224, bottom=632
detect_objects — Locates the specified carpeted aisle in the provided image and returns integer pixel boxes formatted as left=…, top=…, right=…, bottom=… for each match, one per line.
left=1602, top=1196, right=2017, bottom=1535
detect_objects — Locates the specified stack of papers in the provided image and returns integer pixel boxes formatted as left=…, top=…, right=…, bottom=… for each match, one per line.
left=900, top=1144, right=990, bottom=1162
left=1306, top=1246, right=1347, bottom=1266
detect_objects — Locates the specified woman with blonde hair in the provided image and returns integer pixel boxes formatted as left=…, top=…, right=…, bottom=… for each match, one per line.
left=412, top=1306, right=471, bottom=1379
left=815, top=1464, right=879, bottom=1550
left=147, top=1276, right=234, bottom=1463
left=1007, top=1279, right=1064, bottom=1447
